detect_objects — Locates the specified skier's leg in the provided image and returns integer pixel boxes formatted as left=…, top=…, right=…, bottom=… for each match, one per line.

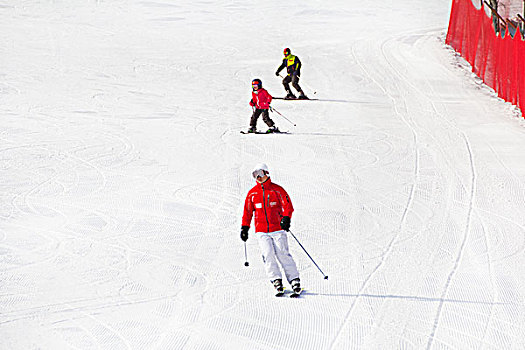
left=257, top=234, right=282, bottom=281
left=261, top=109, right=275, bottom=128
left=272, top=231, right=299, bottom=283
left=291, top=75, right=305, bottom=96
left=250, top=109, right=263, bottom=130
left=282, top=75, right=294, bottom=97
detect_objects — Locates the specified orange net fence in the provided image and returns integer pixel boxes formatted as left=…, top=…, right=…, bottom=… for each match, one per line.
left=446, top=0, right=525, bottom=115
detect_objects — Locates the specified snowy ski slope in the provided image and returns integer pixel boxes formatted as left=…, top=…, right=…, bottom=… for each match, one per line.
left=1, top=0, right=525, bottom=349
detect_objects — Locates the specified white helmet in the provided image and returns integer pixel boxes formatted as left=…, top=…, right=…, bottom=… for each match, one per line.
left=252, top=163, right=270, bottom=179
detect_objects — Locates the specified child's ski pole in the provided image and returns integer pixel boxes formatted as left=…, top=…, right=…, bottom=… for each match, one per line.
left=269, top=106, right=296, bottom=127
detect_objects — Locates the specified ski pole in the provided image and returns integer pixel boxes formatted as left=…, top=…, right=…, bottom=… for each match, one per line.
left=244, top=242, right=249, bottom=267
left=288, top=230, right=328, bottom=280
left=300, top=81, right=317, bottom=96
left=269, top=106, right=296, bottom=127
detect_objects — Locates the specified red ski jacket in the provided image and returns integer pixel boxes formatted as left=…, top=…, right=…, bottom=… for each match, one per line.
left=242, top=178, right=294, bottom=233
left=249, top=88, right=273, bottom=109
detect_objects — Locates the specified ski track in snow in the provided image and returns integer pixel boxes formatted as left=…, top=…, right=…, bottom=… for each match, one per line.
left=327, top=30, right=422, bottom=350
left=377, top=29, right=480, bottom=350
left=1, top=0, right=525, bottom=349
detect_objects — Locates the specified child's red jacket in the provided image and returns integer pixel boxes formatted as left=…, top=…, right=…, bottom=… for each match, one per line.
left=249, top=88, right=273, bottom=109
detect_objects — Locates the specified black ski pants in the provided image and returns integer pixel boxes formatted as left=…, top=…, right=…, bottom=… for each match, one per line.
left=250, top=108, right=274, bottom=128
left=282, top=73, right=304, bottom=94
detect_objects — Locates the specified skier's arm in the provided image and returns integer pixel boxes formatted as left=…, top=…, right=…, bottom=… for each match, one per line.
left=241, top=193, right=254, bottom=227
left=295, top=57, right=302, bottom=76
left=276, top=187, right=294, bottom=218
left=266, top=90, right=273, bottom=105
left=275, top=59, right=286, bottom=75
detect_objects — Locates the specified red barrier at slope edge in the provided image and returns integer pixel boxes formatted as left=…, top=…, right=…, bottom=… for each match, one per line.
left=446, top=0, right=525, bottom=115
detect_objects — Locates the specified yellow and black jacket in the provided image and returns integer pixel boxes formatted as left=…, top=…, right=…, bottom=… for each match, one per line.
left=276, top=55, right=302, bottom=76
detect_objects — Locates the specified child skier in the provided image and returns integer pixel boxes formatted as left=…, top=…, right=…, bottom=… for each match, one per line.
left=275, top=48, right=308, bottom=100
left=246, top=79, right=279, bottom=134
left=240, top=163, right=301, bottom=296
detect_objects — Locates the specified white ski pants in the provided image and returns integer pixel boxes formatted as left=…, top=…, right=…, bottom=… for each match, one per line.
left=256, top=230, right=299, bottom=283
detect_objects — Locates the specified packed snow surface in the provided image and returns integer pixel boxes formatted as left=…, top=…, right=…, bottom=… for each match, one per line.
left=1, top=0, right=524, bottom=349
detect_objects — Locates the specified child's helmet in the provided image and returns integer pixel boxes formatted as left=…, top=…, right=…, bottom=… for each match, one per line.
left=283, top=48, right=291, bottom=57
left=252, top=78, right=262, bottom=90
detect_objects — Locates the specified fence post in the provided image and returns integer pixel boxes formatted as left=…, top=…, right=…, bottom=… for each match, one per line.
left=518, top=14, right=525, bottom=38
left=489, top=0, right=500, bottom=34
left=523, top=0, right=525, bottom=36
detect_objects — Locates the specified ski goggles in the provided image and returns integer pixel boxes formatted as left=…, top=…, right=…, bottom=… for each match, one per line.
left=252, top=84, right=259, bottom=90
left=252, top=169, right=267, bottom=179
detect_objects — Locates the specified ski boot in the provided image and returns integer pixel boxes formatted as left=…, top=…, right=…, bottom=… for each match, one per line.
left=298, top=93, right=309, bottom=100
left=266, top=126, right=279, bottom=134
left=290, top=278, right=302, bottom=297
left=285, top=92, right=296, bottom=100
left=246, top=126, right=256, bottom=133
left=273, top=279, right=285, bottom=296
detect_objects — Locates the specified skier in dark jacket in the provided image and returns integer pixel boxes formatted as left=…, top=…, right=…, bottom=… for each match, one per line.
left=275, top=48, right=308, bottom=100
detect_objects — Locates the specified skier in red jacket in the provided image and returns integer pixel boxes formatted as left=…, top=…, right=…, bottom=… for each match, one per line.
left=246, top=79, right=279, bottom=134
left=241, top=163, right=301, bottom=295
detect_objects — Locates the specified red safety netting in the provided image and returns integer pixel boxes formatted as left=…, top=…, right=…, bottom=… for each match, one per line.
left=446, top=0, right=525, bottom=115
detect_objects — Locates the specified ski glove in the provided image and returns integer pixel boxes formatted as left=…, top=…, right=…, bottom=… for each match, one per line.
left=280, top=216, right=291, bottom=231
left=275, top=71, right=280, bottom=76
left=240, top=226, right=249, bottom=241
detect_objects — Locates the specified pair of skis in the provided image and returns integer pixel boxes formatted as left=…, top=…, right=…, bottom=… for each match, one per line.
left=273, top=97, right=317, bottom=101
left=240, top=130, right=289, bottom=135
